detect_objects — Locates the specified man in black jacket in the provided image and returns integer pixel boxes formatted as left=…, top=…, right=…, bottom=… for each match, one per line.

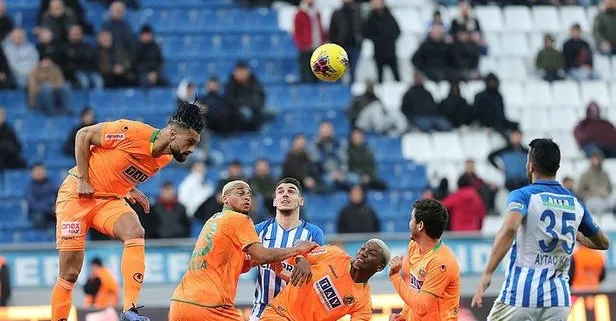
left=363, top=0, right=400, bottom=83
left=0, top=108, right=26, bottom=172
left=337, top=185, right=380, bottom=233
left=412, top=25, right=450, bottom=82
left=225, top=61, right=266, bottom=132
left=136, top=25, right=166, bottom=87
left=329, top=0, right=362, bottom=83
left=473, top=73, right=518, bottom=139
left=0, top=255, right=10, bottom=306
left=401, top=72, right=452, bottom=132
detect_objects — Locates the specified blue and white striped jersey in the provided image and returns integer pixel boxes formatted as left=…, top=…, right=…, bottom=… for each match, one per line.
left=250, top=218, right=325, bottom=319
left=496, top=180, right=601, bottom=308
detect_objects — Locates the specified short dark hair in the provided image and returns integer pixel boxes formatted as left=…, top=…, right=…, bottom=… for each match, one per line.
left=91, top=257, right=103, bottom=267
left=457, top=174, right=473, bottom=188
left=275, top=177, right=302, bottom=195
left=528, top=138, right=560, bottom=177
left=572, top=23, right=581, bottom=31
left=162, top=181, right=173, bottom=188
left=413, top=199, right=449, bottom=239
left=169, top=101, right=205, bottom=133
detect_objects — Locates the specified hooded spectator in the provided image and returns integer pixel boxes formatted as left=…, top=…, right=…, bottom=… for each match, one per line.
left=574, top=101, right=616, bottom=158
left=474, top=73, right=519, bottom=138
left=442, top=174, right=486, bottom=231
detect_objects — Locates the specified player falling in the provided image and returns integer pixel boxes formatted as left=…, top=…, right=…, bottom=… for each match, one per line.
left=169, top=180, right=317, bottom=321
left=388, top=199, right=461, bottom=321
left=51, top=102, right=205, bottom=321
left=471, top=138, right=610, bottom=320
left=250, top=177, right=325, bottom=320
left=260, top=239, right=392, bottom=321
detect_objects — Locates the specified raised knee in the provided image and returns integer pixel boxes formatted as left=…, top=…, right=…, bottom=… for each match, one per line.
left=60, top=268, right=81, bottom=283
left=123, top=225, right=145, bottom=241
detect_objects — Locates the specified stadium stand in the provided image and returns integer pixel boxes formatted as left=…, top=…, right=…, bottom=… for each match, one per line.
left=0, top=0, right=615, bottom=248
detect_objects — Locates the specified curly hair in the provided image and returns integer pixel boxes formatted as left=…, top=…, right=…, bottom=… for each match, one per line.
left=413, top=198, right=449, bottom=239
left=169, top=101, right=205, bottom=133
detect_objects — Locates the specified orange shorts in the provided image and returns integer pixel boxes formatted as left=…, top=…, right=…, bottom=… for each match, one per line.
left=55, top=175, right=134, bottom=251
left=168, top=301, right=243, bottom=321
left=260, top=306, right=289, bottom=321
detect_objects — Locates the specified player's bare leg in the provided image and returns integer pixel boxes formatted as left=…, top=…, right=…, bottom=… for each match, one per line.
left=51, top=250, right=84, bottom=321
left=113, top=212, right=149, bottom=321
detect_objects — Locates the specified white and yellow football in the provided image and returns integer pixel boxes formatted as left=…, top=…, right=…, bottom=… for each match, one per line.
left=310, top=43, right=349, bottom=82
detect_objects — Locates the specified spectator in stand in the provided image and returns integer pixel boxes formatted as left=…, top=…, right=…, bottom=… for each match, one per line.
left=194, top=182, right=224, bottom=223
left=329, top=0, right=362, bottom=83
left=0, top=108, right=26, bottom=171
left=31, top=56, right=68, bottom=109
left=95, top=30, right=136, bottom=87
left=136, top=24, right=166, bottom=87
left=176, top=78, right=196, bottom=106
left=488, top=129, right=529, bottom=191
left=440, top=80, right=473, bottom=128
left=337, top=185, right=380, bottom=234
left=578, top=151, right=615, bottom=214
left=593, top=0, right=616, bottom=55
left=83, top=257, right=119, bottom=310
left=442, top=174, right=486, bottom=232
left=0, top=45, right=13, bottom=88
left=0, top=0, right=13, bottom=41
left=101, top=1, right=136, bottom=53
left=225, top=61, right=266, bottom=131
left=0, top=255, right=10, bottom=306
left=217, top=160, right=245, bottom=188
left=2, top=28, right=39, bottom=88
left=28, top=55, right=70, bottom=115
left=412, top=25, right=450, bottom=82
left=425, top=10, right=449, bottom=35
left=574, top=101, right=616, bottom=158
left=535, top=34, right=565, bottom=82
left=564, top=24, right=600, bottom=80
left=282, top=134, right=319, bottom=191
left=312, top=121, right=358, bottom=191
left=63, top=25, right=102, bottom=89
left=449, top=0, right=486, bottom=54
left=63, top=107, right=95, bottom=155
left=197, top=76, right=231, bottom=134
left=150, top=182, right=190, bottom=239
left=448, top=29, right=481, bottom=81
left=178, top=162, right=214, bottom=219
left=460, top=159, right=496, bottom=212
left=293, top=0, right=326, bottom=83
left=348, top=81, right=407, bottom=136
left=346, top=128, right=386, bottom=191
left=363, top=0, right=401, bottom=83
left=401, top=72, right=452, bottom=132
left=474, top=73, right=519, bottom=138
left=562, top=176, right=581, bottom=199
left=37, top=0, right=92, bottom=35
left=249, top=158, right=277, bottom=217
left=36, top=27, right=63, bottom=66
left=40, top=0, right=77, bottom=45
left=569, top=243, right=606, bottom=292
left=25, top=163, right=57, bottom=228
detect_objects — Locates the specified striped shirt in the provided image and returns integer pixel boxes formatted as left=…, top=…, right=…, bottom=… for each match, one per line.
left=250, top=218, right=325, bottom=319
left=496, top=180, right=600, bottom=308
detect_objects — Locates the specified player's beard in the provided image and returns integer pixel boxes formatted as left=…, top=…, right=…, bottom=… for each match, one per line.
left=277, top=207, right=299, bottom=217
left=171, top=145, right=187, bottom=162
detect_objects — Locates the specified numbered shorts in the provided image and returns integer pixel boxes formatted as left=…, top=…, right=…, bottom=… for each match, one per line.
left=488, top=302, right=570, bottom=321
left=168, top=301, right=243, bottom=321
left=55, top=176, right=134, bottom=251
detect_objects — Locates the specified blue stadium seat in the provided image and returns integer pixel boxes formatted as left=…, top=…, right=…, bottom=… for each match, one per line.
left=0, top=90, right=28, bottom=112
left=253, top=136, right=290, bottom=164
left=2, top=170, right=30, bottom=197
left=366, top=136, right=403, bottom=162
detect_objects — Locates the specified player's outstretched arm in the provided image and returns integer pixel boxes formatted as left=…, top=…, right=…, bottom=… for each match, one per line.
left=576, top=230, right=610, bottom=250
left=74, top=123, right=104, bottom=198
left=245, top=240, right=318, bottom=265
left=471, top=211, right=523, bottom=307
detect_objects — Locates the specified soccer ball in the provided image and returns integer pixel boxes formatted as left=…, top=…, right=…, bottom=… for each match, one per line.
left=310, top=43, right=349, bottom=82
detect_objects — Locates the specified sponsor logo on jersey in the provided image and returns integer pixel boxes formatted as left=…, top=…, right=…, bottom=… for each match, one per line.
left=328, top=264, right=339, bottom=278
left=104, top=133, right=125, bottom=141
left=541, top=194, right=575, bottom=211
left=506, top=202, right=525, bottom=212
left=409, top=272, right=424, bottom=291
left=122, top=165, right=150, bottom=184
left=314, top=275, right=342, bottom=311
left=419, top=267, right=426, bottom=277
left=308, top=248, right=327, bottom=256
left=61, top=221, right=80, bottom=236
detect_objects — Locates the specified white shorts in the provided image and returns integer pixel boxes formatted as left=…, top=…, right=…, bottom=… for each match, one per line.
left=488, top=302, right=570, bottom=321
left=249, top=317, right=260, bottom=321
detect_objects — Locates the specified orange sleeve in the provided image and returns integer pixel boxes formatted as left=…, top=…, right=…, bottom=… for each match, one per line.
left=350, top=292, right=373, bottom=321
left=232, top=214, right=261, bottom=250
left=390, top=256, right=453, bottom=316
left=100, top=120, right=154, bottom=151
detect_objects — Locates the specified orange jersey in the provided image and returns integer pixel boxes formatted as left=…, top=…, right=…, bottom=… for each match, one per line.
left=171, top=209, right=261, bottom=308
left=69, top=119, right=172, bottom=196
left=265, top=245, right=373, bottom=321
left=571, top=246, right=606, bottom=291
left=391, top=241, right=460, bottom=321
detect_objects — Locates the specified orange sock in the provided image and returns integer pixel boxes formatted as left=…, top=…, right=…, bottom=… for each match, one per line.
left=122, top=238, right=145, bottom=311
left=51, top=278, right=74, bottom=321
